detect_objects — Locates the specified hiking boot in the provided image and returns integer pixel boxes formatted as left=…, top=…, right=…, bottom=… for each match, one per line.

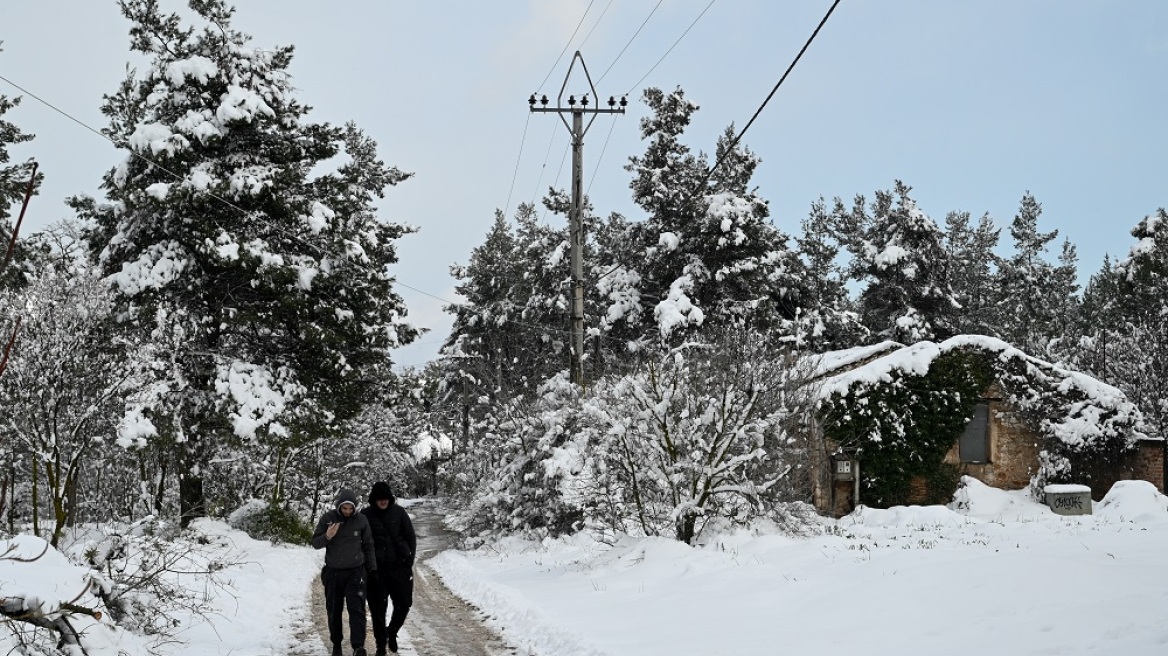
left=353, top=648, right=367, bottom=656
left=374, top=649, right=387, bottom=656
left=331, top=645, right=342, bottom=656
left=387, top=634, right=398, bottom=653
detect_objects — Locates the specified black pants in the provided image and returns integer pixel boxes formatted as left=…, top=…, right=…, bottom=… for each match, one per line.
left=369, top=564, right=414, bottom=648
left=322, top=565, right=367, bottom=650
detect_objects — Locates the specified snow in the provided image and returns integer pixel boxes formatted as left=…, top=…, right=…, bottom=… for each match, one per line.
left=164, top=56, right=219, bottom=86
left=430, top=478, right=1168, bottom=655
left=127, top=122, right=187, bottom=156
left=817, top=334, right=1136, bottom=420
left=145, top=182, right=170, bottom=200
left=216, top=84, right=276, bottom=123
left=109, top=241, right=190, bottom=295
left=304, top=201, right=335, bottom=234
left=0, top=520, right=321, bottom=656
left=115, top=405, right=157, bottom=448
left=653, top=274, right=704, bottom=338
left=5, top=481, right=1168, bottom=655
left=213, top=362, right=304, bottom=439
left=807, top=340, right=903, bottom=378
left=1044, top=483, right=1091, bottom=494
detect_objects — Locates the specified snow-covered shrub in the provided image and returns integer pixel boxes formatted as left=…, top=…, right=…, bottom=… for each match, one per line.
left=445, top=373, right=587, bottom=545
left=226, top=499, right=312, bottom=544
left=64, top=517, right=243, bottom=641
left=1, top=534, right=152, bottom=656
left=449, top=332, right=815, bottom=545
left=583, top=341, right=817, bottom=543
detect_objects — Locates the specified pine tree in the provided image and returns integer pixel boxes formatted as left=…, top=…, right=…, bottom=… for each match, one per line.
left=1061, top=256, right=1121, bottom=379
left=0, top=66, right=40, bottom=290
left=1111, top=209, right=1168, bottom=435
left=944, top=210, right=1000, bottom=337
left=621, top=88, right=809, bottom=346
left=72, top=0, right=417, bottom=524
left=444, top=204, right=570, bottom=399
left=0, top=75, right=35, bottom=226
left=794, top=198, right=866, bottom=352
left=841, top=181, right=959, bottom=343
left=992, top=193, right=1079, bottom=357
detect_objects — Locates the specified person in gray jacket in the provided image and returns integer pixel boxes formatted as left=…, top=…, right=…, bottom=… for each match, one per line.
left=312, top=488, right=377, bottom=656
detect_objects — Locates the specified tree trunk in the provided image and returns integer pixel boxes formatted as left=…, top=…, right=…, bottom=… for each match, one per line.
left=675, top=513, right=697, bottom=545
left=31, top=457, right=40, bottom=538
left=179, top=472, right=205, bottom=528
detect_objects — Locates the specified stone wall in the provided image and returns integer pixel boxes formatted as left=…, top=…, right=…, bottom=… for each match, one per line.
left=940, top=393, right=1039, bottom=491
left=1132, top=439, right=1165, bottom=492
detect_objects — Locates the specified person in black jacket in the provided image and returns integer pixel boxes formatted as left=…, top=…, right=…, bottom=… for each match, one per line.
left=361, top=481, right=416, bottom=655
left=312, top=488, right=376, bottom=656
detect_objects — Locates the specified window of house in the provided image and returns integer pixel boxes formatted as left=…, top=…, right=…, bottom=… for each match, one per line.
left=959, top=402, right=990, bottom=463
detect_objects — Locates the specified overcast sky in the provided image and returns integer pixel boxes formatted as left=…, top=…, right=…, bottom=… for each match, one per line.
left=2, top=1, right=1166, bottom=369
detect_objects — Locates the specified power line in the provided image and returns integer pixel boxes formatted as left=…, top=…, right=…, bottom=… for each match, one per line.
left=395, top=279, right=587, bottom=343
left=624, top=0, right=719, bottom=97
left=596, top=0, right=665, bottom=85
left=0, top=71, right=334, bottom=255
left=529, top=123, right=560, bottom=208
left=578, top=0, right=616, bottom=51
left=502, top=112, right=532, bottom=218
left=694, top=0, right=842, bottom=196
left=0, top=72, right=631, bottom=367
left=0, top=73, right=278, bottom=243
left=586, top=114, right=618, bottom=197
left=536, top=0, right=596, bottom=92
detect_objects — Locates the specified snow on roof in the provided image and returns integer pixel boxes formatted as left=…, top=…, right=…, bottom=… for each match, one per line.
left=820, top=334, right=1094, bottom=399
left=813, top=334, right=1151, bottom=447
left=805, top=340, right=903, bottom=379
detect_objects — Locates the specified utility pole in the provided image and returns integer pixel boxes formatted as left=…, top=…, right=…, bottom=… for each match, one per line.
left=529, top=51, right=626, bottom=386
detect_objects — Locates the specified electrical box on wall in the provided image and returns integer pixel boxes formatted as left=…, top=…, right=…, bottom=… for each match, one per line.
left=834, top=457, right=855, bottom=481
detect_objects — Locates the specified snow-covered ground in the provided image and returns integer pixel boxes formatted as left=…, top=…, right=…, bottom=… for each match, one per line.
left=429, top=478, right=1168, bottom=656
left=4, top=478, right=1168, bottom=655
left=0, top=518, right=322, bottom=656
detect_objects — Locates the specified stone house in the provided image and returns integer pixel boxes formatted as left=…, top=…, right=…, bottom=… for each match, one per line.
left=806, top=336, right=1165, bottom=517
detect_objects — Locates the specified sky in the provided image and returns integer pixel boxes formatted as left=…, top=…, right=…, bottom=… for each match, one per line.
left=5, top=480, right=1168, bottom=655
left=1, top=1, right=1167, bottom=369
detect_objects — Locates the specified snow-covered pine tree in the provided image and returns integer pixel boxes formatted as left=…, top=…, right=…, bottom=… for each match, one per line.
left=944, top=210, right=1000, bottom=337
left=619, top=88, right=808, bottom=346
left=839, top=181, right=959, bottom=343
left=793, top=198, right=866, bottom=352
left=1112, top=209, right=1168, bottom=436
left=443, top=201, right=580, bottom=399
left=992, top=193, right=1080, bottom=358
left=1055, top=256, right=1121, bottom=380
left=72, top=0, right=417, bottom=525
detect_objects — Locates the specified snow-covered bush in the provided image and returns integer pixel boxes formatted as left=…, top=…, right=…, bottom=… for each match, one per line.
left=1, top=517, right=242, bottom=655
left=445, top=373, right=587, bottom=544
left=65, top=517, right=243, bottom=642
left=227, top=499, right=312, bottom=544
left=1, top=534, right=151, bottom=655
left=449, top=332, right=815, bottom=545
